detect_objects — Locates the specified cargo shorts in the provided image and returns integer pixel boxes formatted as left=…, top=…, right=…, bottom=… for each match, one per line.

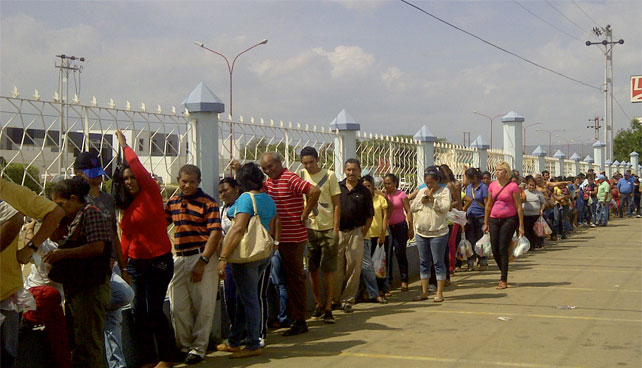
left=306, top=228, right=338, bottom=273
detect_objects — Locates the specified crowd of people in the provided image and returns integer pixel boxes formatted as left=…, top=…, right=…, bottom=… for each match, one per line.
left=1, top=138, right=640, bottom=367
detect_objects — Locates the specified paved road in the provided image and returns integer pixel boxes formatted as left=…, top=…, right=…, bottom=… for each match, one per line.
left=189, top=217, right=641, bottom=368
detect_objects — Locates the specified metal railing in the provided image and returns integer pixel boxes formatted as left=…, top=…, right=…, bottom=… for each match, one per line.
left=357, top=132, right=419, bottom=191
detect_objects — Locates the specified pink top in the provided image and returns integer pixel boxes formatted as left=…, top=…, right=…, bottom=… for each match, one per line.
left=385, top=190, right=408, bottom=225
left=489, top=181, right=520, bottom=219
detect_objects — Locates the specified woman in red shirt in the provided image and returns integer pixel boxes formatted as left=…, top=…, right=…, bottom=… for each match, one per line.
left=116, top=130, right=174, bottom=368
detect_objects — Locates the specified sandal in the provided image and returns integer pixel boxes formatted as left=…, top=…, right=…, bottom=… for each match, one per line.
left=433, top=296, right=444, bottom=303
left=217, top=343, right=240, bottom=352
left=496, top=281, right=508, bottom=290
left=400, top=283, right=409, bottom=292
left=413, top=294, right=429, bottom=301
left=384, top=292, right=392, bottom=298
left=375, top=296, right=389, bottom=304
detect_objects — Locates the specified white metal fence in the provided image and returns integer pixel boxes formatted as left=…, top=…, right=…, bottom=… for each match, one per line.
left=356, top=132, right=418, bottom=191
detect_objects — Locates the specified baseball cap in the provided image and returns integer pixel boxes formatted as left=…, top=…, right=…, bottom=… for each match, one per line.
left=74, top=152, right=106, bottom=179
left=597, top=174, right=606, bottom=181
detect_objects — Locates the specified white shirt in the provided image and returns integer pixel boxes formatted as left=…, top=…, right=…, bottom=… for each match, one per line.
left=24, top=239, right=64, bottom=299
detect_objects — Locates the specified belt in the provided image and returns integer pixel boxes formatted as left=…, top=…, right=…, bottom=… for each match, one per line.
left=175, top=246, right=205, bottom=257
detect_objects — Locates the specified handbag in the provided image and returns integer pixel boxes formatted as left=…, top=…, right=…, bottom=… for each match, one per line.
left=226, top=192, right=274, bottom=264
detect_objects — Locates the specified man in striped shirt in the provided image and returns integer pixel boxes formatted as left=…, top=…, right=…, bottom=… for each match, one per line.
left=165, top=165, right=221, bottom=365
left=261, top=152, right=320, bottom=336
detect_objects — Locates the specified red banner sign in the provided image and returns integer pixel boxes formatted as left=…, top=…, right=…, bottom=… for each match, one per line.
left=632, top=76, right=642, bottom=103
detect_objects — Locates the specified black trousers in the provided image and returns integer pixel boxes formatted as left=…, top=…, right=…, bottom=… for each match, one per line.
left=523, top=215, right=541, bottom=249
left=387, top=221, right=409, bottom=284
left=489, top=216, right=518, bottom=282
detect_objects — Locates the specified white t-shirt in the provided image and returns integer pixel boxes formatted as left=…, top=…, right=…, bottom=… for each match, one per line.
left=24, top=239, right=64, bottom=299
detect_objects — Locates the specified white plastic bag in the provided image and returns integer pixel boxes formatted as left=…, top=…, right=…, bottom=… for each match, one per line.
left=464, top=239, right=474, bottom=258
left=483, top=242, right=493, bottom=257
left=513, top=236, right=531, bottom=258
left=373, top=243, right=387, bottom=279
left=457, top=242, right=467, bottom=261
left=475, top=233, right=491, bottom=257
left=447, top=208, right=468, bottom=226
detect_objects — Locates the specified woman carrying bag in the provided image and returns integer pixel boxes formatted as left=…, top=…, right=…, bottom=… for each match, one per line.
left=216, top=163, right=277, bottom=359
left=483, top=162, right=524, bottom=290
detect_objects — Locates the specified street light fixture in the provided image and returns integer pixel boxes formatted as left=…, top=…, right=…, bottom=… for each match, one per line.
left=472, top=111, right=506, bottom=150
left=523, top=122, right=542, bottom=154
left=536, top=128, right=565, bottom=157
left=554, top=135, right=581, bottom=158
left=194, top=39, right=268, bottom=174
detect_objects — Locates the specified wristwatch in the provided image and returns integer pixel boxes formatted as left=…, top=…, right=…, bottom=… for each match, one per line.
left=199, top=255, right=210, bottom=264
left=26, top=241, right=37, bottom=251
left=274, top=241, right=280, bottom=246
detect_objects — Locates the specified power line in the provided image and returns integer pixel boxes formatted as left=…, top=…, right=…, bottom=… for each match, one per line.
left=512, top=0, right=582, bottom=42
left=398, top=0, right=601, bottom=91
left=613, top=94, right=633, bottom=122
left=544, top=0, right=590, bottom=36
left=571, top=0, right=601, bottom=29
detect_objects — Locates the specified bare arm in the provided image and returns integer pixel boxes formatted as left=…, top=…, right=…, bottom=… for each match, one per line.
left=331, top=194, right=341, bottom=234
left=301, top=186, right=321, bottom=224
left=363, top=216, right=373, bottom=238
left=43, top=240, right=105, bottom=265
left=190, top=228, right=221, bottom=283
left=216, top=212, right=251, bottom=280
left=513, top=191, right=525, bottom=236
left=1, top=213, right=23, bottom=251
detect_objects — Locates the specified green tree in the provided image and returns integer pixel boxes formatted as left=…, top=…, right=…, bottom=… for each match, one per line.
left=613, top=118, right=642, bottom=162
left=1, top=163, right=41, bottom=193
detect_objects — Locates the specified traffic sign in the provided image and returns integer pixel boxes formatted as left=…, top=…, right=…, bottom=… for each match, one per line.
left=632, top=76, right=642, bottom=103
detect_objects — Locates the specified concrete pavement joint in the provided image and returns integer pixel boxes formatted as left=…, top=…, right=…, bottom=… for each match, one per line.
left=416, top=309, right=642, bottom=323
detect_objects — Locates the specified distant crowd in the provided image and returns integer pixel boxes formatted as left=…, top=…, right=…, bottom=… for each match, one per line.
left=1, top=132, right=640, bottom=367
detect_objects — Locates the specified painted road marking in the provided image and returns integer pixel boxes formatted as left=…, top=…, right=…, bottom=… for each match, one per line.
left=416, top=309, right=642, bottom=323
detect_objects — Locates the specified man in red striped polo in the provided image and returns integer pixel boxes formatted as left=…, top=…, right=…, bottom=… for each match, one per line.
left=165, top=165, right=221, bottom=365
left=261, top=152, right=320, bottom=336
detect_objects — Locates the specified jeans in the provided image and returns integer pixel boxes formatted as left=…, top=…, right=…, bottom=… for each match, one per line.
left=1, top=308, right=19, bottom=368
left=415, top=233, right=449, bottom=281
left=105, top=265, right=134, bottom=368
left=489, top=216, right=518, bottom=282
left=576, top=197, right=586, bottom=224
left=588, top=199, right=597, bottom=224
left=523, top=215, right=541, bottom=249
left=361, top=239, right=379, bottom=299
left=387, top=222, right=409, bottom=285
left=551, top=205, right=568, bottom=237
left=465, top=216, right=488, bottom=266
left=126, top=252, right=174, bottom=364
left=269, top=251, right=290, bottom=326
left=229, top=255, right=272, bottom=351
left=620, top=193, right=633, bottom=216
left=597, top=201, right=609, bottom=225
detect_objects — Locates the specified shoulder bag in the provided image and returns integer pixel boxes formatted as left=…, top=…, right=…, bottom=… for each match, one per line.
left=226, top=192, right=274, bottom=264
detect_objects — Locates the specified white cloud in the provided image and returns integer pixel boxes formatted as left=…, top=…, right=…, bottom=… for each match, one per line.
left=381, top=66, right=406, bottom=90
left=313, top=45, right=375, bottom=79
left=328, top=0, right=386, bottom=12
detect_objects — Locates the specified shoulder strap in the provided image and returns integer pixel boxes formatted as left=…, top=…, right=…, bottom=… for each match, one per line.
left=316, top=172, right=329, bottom=189
left=248, top=192, right=259, bottom=216
left=493, top=183, right=509, bottom=203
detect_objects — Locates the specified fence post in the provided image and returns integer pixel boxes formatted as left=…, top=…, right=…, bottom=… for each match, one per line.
left=183, top=82, right=225, bottom=198
left=413, top=125, right=437, bottom=187
left=605, top=160, right=613, bottom=178
left=471, top=135, right=489, bottom=171
left=631, top=152, right=639, bottom=176
left=570, top=153, right=581, bottom=175
left=532, top=146, right=546, bottom=174
left=584, top=155, right=594, bottom=172
left=592, top=140, right=606, bottom=172
left=501, top=111, right=524, bottom=173
left=553, top=150, right=566, bottom=177
left=330, top=109, right=359, bottom=180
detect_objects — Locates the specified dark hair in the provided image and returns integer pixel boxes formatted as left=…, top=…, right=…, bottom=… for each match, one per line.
left=439, top=164, right=455, bottom=182
left=219, top=176, right=239, bottom=189
left=51, top=176, right=90, bottom=203
left=361, top=175, right=374, bottom=186
left=300, top=146, right=319, bottom=159
left=178, top=164, right=201, bottom=181
left=345, top=158, right=361, bottom=169
left=424, top=166, right=441, bottom=181
left=384, top=173, right=398, bottom=186
left=237, top=163, right=264, bottom=192
left=524, top=175, right=535, bottom=184
left=481, top=171, right=491, bottom=178
left=465, top=167, right=481, bottom=180
left=542, top=170, right=550, bottom=175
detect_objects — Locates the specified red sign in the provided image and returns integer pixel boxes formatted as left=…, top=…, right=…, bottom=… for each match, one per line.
left=632, top=76, right=642, bottom=103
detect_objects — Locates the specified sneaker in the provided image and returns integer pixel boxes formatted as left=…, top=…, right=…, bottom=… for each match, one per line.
left=282, top=321, right=308, bottom=336
left=312, top=304, right=324, bottom=319
left=323, top=310, right=335, bottom=324
left=185, top=353, right=204, bottom=365
left=259, top=337, right=265, bottom=348
left=428, top=284, right=437, bottom=292
left=343, top=304, right=353, bottom=313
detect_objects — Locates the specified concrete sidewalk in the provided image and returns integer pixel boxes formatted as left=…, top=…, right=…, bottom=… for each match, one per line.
left=190, top=217, right=641, bottom=368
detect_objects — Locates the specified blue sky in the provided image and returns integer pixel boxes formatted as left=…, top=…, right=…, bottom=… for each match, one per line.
left=1, top=0, right=640, bottom=152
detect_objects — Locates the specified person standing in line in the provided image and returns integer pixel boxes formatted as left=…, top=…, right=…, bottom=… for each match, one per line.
left=115, top=130, right=174, bottom=368
left=382, top=173, right=413, bottom=293
left=73, top=152, right=134, bottom=368
left=596, top=174, right=611, bottom=226
left=484, top=162, right=524, bottom=290
left=0, top=178, right=65, bottom=368
left=333, top=158, right=374, bottom=313
left=260, top=152, right=320, bottom=336
left=481, top=171, right=492, bottom=187
left=360, top=175, right=389, bottom=304
left=521, top=175, right=546, bottom=249
left=440, top=164, right=463, bottom=281
left=165, top=165, right=222, bottom=365
left=633, top=175, right=642, bottom=217
left=462, top=168, right=489, bottom=270
left=299, top=147, right=341, bottom=324
left=411, top=166, right=451, bottom=302
left=617, top=170, right=635, bottom=217
left=552, top=180, right=571, bottom=240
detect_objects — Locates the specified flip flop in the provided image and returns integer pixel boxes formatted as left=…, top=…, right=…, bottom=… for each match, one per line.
left=433, top=296, right=444, bottom=303
left=496, top=281, right=508, bottom=290
left=413, top=295, right=429, bottom=301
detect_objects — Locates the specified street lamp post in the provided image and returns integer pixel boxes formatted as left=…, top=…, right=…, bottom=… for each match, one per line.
left=523, top=122, right=542, bottom=154
left=194, top=39, right=268, bottom=174
left=473, top=111, right=506, bottom=150
left=536, top=129, right=565, bottom=157
left=555, top=135, right=581, bottom=158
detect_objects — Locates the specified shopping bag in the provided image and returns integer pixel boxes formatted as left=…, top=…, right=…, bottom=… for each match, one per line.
left=373, top=243, right=387, bottom=279
left=458, top=238, right=474, bottom=260
left=475, top=233, right=491, bottom=257
left=513, top=236, right=531, bottom=258
left=447, top=208, right=468, bottom=226
left=457, top=242, right=467, bottom=261
left=534, top=216, right=548, bottom=237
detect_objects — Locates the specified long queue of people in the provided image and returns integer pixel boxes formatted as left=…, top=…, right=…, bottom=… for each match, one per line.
left=1, top=136, right=640, bottom=367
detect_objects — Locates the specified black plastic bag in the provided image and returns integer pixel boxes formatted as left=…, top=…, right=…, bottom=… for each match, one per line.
left=111, top=148, right=132, bottom=209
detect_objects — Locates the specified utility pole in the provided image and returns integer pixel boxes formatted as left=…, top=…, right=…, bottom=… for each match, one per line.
left=55, top=54, right=85, bottom=174
left=587, top=116, right=603, bottom=141
left=586, top=25, right=623, bottom=161
left=463, top=131, right=471, bottom=146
